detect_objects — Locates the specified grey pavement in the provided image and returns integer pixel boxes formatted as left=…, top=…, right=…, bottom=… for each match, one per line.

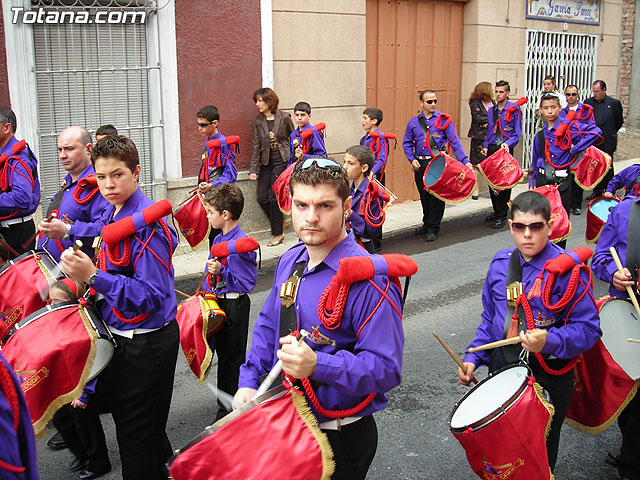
left=173, top=156, right=640, bottom=280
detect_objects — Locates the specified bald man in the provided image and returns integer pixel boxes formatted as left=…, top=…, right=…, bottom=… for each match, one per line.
left=38, top=126, right=109, bottom=261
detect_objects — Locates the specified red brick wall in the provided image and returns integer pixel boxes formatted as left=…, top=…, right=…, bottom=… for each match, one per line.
left=0, top=6, right=11, bottom=106
left=620, top=0, right=635, bottom=116
left=174, top=0, right=262, bottom=177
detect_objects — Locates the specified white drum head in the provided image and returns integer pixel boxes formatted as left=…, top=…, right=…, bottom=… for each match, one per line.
left=600, top=298, right=640, bottom=380
left=450, top=365, right=529, bottom=430
left=89, top=339, right=114, bottom=381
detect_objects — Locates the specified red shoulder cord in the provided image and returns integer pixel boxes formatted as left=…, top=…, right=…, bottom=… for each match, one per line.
left=577, top=104, right=593, bottom=122
left=509, top=263, right=596, bottom=375
left=370, top=137, right=389, bottom=177
left=0, top=154, right=36, bottom=221
left=0, top=361, right=26, bottom=474
left=361, top=187, right=386, bottom=229
left=73, top=179, right=100, bottom=205
left=549, top=121, right=604, bottom=169
left=503, top=105, right=520, bottom=124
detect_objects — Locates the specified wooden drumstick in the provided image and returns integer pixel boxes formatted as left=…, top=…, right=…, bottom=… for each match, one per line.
left=433, top=332, right=478, bottom=384
left=0, top=234, right=20, bottom=258
left=467, top=330, right=547, bottom=353
left=627, top=338, right=640, bottom=344
left=195, top=257, right=218, bottom=294
left=609, top=247, right=640, bottom=319
left=72, top=240, right=83, bottom=252
left=175, top=289, right=191, bottom=299
left=21, top=212, right=57, bottom=250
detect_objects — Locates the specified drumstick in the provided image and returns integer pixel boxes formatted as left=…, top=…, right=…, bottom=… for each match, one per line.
left=627, top=338, right=640, bottom=344
left=0, top=234, right=20, bottom=258
left=467, top=330, right=547, bottom=353
left=195, top=257, right=217, bottom=294
left=433, top=332, right=478, bottom=384
left=175, top=289, right=191, bottom=299
left=205, top=382, right=234, bottom=411
left=22, top=212, right=57, bottom=250
left=39, top=240, right=83, bottom=300
left=609, top=247, right=640, bottom=318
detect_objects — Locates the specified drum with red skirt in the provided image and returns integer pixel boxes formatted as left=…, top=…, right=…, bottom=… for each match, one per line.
left=477, top=148, right=524, bottom=191
left=449, top=364, right=555, bottom=479
left=571, top=146, right=612, bottom=191
left=423, top=153, right=475, bottom=204
left=173, top=192, right=210, bottom=250
left=585, top=196, right=619, bottom=244
left=529, top=184, right=571, bottom=243
left=273, top=162, right=296, bottom=215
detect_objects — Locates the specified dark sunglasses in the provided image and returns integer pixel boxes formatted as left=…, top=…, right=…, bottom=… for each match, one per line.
left=424, top=99, right=437, bottom=105
left=511, top=221, right=547, bottom=233
left=565, top=93, right=578, bottom=97
left=294, top=157, right=344, bottom=172
left=197, top=121, right=212, bottom=128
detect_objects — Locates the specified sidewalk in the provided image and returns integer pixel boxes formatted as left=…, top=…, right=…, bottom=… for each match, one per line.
left=173, top=157, right=640, bottom=280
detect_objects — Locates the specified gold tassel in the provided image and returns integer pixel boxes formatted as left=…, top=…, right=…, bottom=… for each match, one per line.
left=532, top=380, right=556, bottom=442
left=197, top=296, right=214, bottom=385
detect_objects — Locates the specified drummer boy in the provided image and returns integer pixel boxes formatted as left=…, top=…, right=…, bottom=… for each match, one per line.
left=201, top=183, right=257, bottom=420
left=459, top=190, right=600, bottom=472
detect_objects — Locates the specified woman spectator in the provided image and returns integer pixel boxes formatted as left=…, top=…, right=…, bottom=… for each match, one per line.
left=536, top=75, right=567, bottom=131
left=249, top=88, right=295, bottom=246
left=468, top=81, right=494, bottom=199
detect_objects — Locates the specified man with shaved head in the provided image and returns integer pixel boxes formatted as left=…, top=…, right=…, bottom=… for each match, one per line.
left=38, top=126, right=109, bottom=260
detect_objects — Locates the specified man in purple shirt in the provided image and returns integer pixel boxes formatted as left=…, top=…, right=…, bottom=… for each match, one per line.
left=459, top=191, right=600, bottom=472
left=403, top=90, right=470, bottom=242
left=0, top=106, right=40, bottom=257
left=481, top=81, right=523, bottom=229
left=591, top=196, right=640, bottom=480
left=234, top=158, right=404, bottom=479
left=37, top=126, right=109, bottom=261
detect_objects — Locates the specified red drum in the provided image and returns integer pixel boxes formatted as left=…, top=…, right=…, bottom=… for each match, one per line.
left=530, top=184, right=571, bottom=243
left=477, top=149, right=524, bottom=190
left=2, top=302, right=115, bottom=435
left=0, top=250, right=66, bottom=340
left=175, top=292, right=227, bottom=384
left=272, top=162, right=296, bottom=215
left=585, top=196, right=619, bottom=244
left=571, top=146, right=612, bottom=191
left=449, top=364, right=554, bottom=479
left=169, top=386, right=334, bottom=480
left=566, top=298, right=640, bottom=433
left=423, top=153, right=475, bottom=204
left=173, top=192, right=210, bottom=250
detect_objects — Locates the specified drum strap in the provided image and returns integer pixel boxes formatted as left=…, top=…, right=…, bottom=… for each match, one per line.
left=418, top=116, right=439, bottom=157
left=279, top=260, right=307, bottom=338
left=493, top=108, right=504, bottom=145
left=503, top=251, right=526, bottom=364
left=626, top=200, right=640, bottom=296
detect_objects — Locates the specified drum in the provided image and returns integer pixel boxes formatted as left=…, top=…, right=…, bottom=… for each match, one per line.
left=423, top=153, right=475, bottom=204
left=2, top=301, right=116, bottom=435
left=477, top=148, right=524, bottom=190
left=175, top=291, right=227, bottom=384
left=571, top=146, right=612, bottom=191
left=530, top=184, right=571, bottom=243
left=449, top=364, right=554, bottom=479
left=173, top=192, right=210, bottom=250
left=585, top=196, right=619, bottom=244
left=0, top=250, right=65, bottom=339
left=168, top=386, right=334, bottom=480
left=566, top=297, right=639, bottom=433
left=272, top=161, right=296, bottom=215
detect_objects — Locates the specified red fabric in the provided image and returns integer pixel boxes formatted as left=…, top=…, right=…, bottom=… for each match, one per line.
left=477, top=149, right=524, bottom=190
left=545, top=246, right=593, bottom=275
left=453, top=378, right=552, bottom=479
left=2, top=304, right=94, bottom=435
left=59, top=278, right=78, bottom=296
left=334, top=254, right=418, bottom=284
left=173, top=194, right=210, bottom=249
left=369, top=131, right=396, bottom=140
left=273, top=161, right=296, bottom=215
left=530, top=185, right=571, bottom=243
left=504, top=97, right=527, bottom=123
left=300, top=123, right=326, bottom=141
left=555, top=110, right=576, bottom=139
left=571, top=146, right=612, bottom=190
left=423, top=153, right=475, bottom=204
left=207, top=135, right=240, bottom=149
left=169, top=391, right=329, bottom=480
left=103, top=199, right=172, bottom=246
left=210, top=237, right=259, bottom=259
left=586, top=196, right=619, bottom=243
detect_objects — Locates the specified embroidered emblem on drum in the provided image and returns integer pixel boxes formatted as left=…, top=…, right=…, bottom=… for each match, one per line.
left=481, top=457, right=524, bottom=479
left=181, top=228, right=195, bottom=237
left=588, top=157, right=599, bottom=172
left=534, top=311, right=554, bottom=328
left=455, top=170, right=466, bottom=188
left=20, top=366, right=50, bottom=393
left=1, top=305, right=23, bottom=331
left=573, top=356, right=583, bottom=392
left=307, top=325, right=336, bottom=347
left=500, top=163, right=516, bottom=175
left=186, top=347, right=197, bottom=365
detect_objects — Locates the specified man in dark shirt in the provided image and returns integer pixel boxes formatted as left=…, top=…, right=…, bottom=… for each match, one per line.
left=584, top=80, right=624, bottom=198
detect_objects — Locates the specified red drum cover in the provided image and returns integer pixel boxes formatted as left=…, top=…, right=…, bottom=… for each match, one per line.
left=273, top=162, right=296, bottom=215
left=477, top=149, right=524, bottom=191
left=174, top=193, right=210, bottom=250
left=175, top=292, right=227, bottom=384
left=2, top=304, right=97, bottom=436
left=169, top=390, right=334, bottom=480
left=585, top=196, right=619, bottom=244
left=530, top=185, right=571, bottom=243
left=572, top=146, right=612, bottom=191
left=452, top=377, right=554, bottom=479
left=423, top=153, right=475, bottom=204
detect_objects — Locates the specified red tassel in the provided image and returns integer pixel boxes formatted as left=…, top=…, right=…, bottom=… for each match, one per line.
left=506, top=314, right=520, bottom=338
left=527, top=273, right=544, bottom=299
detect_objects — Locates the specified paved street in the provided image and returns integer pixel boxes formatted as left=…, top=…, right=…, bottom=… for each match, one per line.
left=34, top=197, right=624, bottom=479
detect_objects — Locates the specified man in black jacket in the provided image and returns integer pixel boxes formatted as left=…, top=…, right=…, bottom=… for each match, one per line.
left=584, top=80, right=624, bottom=198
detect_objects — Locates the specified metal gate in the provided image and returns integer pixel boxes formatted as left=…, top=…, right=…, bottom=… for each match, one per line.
left=523, top=30, right=598, bottom=167
left=30, top=0, right=166, bottom=212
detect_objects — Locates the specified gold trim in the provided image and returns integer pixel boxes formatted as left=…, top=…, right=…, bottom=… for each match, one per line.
left=572, top=151, right=612, bottom=192
left=532, top=380, right=555, bottom=442
left=34, top=255, right=56, bottom=287
left=551, top=221, right=572, bottom=244
left=426, top=188, right=474, bottom=205
left=477, top=164, right=525, bottom=192
left=197, top=295, right=214, bottom=385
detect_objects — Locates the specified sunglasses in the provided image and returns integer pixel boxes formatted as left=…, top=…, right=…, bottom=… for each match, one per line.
left=565, top=93, right=578, bottom=97
left=541, top=92, right=559, bottom=99
left=197, top=121, right=212, bottom=128
left=424, top=99, right=437, bottom=105
left=511, top=221, right=547, bottom=233
left=294, top=157, right=344, bottom=173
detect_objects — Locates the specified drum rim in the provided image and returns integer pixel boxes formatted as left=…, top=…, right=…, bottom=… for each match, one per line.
left=448, top=363, right=531, bottom=433
left=0, top=249, right=58, bottom=276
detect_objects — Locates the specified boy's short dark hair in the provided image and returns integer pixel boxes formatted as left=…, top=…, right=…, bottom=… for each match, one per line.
left=203, top=183, right=244, bottom=221
left=0, top=233, right=9, bottom=264
left=0, top=106, right=17, bottom=133
left=346, top=145, right=374, bottom=174
left=363, top=107, right=383, bottom=127
left=91, top=135, right=139, bottom=173
left=539, top=93, right=561, bottom=107
left=495, top=80, right=510, bottom=92
left=294, top=102, right=311, bottom=115
left=196, top=105, right=220, bottom=122
left=290, top=158, right=350, bottom=203
left=96, top=124, right=118, bottom=137
left=252, top=88, right=279, bottom=114
left=510, top=191, right=551, bottom=222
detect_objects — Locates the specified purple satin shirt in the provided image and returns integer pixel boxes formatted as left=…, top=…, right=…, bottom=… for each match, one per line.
left=606, top=164, right=640, bottom=196
left=483, top=101, right=523, bottom=149
left=0, top=136, right=40, bottom=219
left=288, top=124, right=327, bottom=163
left=360, top=128, right=389, bottom=177
left=348, top=177, right=382, bottom=241
left=402, top=110, right=469, bottom=165
left=560, top=103, right=596, bottom=126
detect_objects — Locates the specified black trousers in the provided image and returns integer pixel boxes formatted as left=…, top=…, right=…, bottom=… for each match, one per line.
left=207, top=294, right=250, bottom=420
left=487, top=144, right=513, bottom=220
left=52, top=402, right=110, bottom=472
left=536, top=172, right=572, bottom=249
left=323, top=415, right=378, bottom=480
left=0, top=219, right=35, bottom=258
left=97, top=321, right=179, bottom=480
left=257, top=158, right=286, bottom=236
left=570, top=174, right=583, bottom=209
left=617, top=392, right=640, bottom=479
left=414, top=159, right=445, bottom=235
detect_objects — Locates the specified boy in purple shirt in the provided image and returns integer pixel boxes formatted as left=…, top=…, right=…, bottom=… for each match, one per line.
left=234, top=158, right=404, bottom=479
left=459, top=191, right=600, bottom=472
left=360, top=107, right=389, bottom=183
left=201, top=183, right=257, bottom=420
left=288, top=101, right=327, bottom=163
left=604, top=163, right=640, bottom=199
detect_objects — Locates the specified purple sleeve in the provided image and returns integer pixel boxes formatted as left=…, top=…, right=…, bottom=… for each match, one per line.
left=445, top=123, right=469, bottom=164
left=306, top=128, right=327, bottom=159
left=506, top=108, right=523, bottom=148
left=211, top=146, right=237, bottom=187
left=483, top=107, right=496, bottom=149
left=403, top=119, right=418, bottom=162
left=569, top=123, right=602, bottom=156
left=288, top=130, right=297, bottom=163
left=219, top=251, right=257, bottom=294
left=592, top=202, right=628, bottom=294
left=0, top=159, right=35, bottom=210
left=69, top=194, right=109, bottom=239
left=78, top=378, right=97, bottom=404
left=607, top=165, right=640, bottom=194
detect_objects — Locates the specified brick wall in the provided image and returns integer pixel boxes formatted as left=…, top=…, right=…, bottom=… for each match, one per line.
left=620, top=0, right=635, bottom=115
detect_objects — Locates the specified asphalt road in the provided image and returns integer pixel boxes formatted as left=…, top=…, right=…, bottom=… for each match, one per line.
left=35, top=203, right=623, bottom=479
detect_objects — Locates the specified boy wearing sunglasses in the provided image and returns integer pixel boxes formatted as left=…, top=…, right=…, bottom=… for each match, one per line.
left=235, top=157, right=404, bottom=479
left=196, top=105, right=238, bottom=194
left=459, top=190, right=600, bottom=473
